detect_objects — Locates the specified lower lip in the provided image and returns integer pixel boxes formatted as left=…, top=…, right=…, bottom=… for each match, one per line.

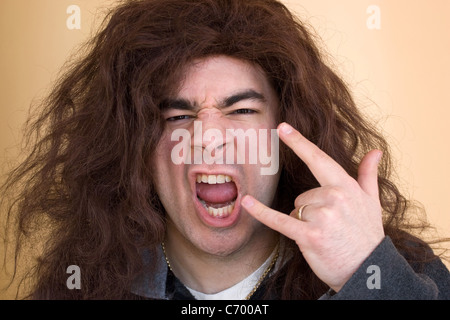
left=193, top=195, right=241, bottom=228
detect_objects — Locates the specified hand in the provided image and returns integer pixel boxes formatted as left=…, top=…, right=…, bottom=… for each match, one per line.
left=241, top=122, right=385, bottom=292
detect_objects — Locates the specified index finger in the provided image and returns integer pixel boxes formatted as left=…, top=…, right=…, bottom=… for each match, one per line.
left=277, top=122, right=350, bottom=186
left=241, top=195, right=304, bottom=241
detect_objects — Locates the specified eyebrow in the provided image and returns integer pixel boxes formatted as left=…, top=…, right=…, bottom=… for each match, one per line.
left=223, top=89, right=266, bottom=107
left=160, top=89, right=266, bottom=111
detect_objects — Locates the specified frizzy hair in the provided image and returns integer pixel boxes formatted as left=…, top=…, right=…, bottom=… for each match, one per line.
left=2, top=0, right=441, bottom=299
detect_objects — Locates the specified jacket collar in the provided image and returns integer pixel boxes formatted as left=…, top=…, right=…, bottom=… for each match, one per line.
left=132, top=245, right=169, bottom=299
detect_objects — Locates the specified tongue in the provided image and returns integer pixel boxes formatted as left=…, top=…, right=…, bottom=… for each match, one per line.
left=196, top=182, right=237, bottom=204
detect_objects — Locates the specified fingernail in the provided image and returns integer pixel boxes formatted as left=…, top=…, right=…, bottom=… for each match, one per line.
left=279, top=123, right=293, bottom=134
left=241, top=196, right=254, bottom=208
left=376, top=151, right=383, bottom=164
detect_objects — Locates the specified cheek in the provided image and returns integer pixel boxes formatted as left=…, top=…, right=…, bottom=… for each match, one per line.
left=154, top=135, right=171, bottom=172
left=252, top=173, right=280, bottom=207
left=246, top=123, right=280, bottom=205
left=250, top=122, right=279, bottom=177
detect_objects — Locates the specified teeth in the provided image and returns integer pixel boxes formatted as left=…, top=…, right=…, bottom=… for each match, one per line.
left=196, top=174, right=235, bottom=218
left=196, top=174, right=233, bottom=185
left=208, top=175, right=216, bottom=184
left=200, top=200, right=235, bottom=218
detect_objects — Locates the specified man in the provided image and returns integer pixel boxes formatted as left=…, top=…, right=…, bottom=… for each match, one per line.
left=3, top=0, right=449, bottom=299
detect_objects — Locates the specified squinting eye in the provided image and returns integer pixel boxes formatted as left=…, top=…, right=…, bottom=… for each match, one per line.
left=166, top=115, right=193, bottom=121
left=232, top=109, right=256, bottom=114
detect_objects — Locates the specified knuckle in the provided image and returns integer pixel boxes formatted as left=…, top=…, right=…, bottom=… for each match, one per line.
left=316, top=204, right=334, bottom=219
left=310, top=146, right=329, bottom=162
left=312, top=204, right=341, bottom=225
left=325, top=186, right=347, bottom=203
left=306, top=226, right=324, bottom=244
left=273, top=212, right=288, bottom=227
left=294, top=189, right=317, bottom=208
left=294, top=195, right=305, bottom=208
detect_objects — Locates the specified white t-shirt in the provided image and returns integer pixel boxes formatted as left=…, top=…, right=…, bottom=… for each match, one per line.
left=186, top=246, right=279, bottom=300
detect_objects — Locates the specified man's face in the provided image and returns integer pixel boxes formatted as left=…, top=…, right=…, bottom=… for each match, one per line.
left=154, top=55, right=280, bottom=256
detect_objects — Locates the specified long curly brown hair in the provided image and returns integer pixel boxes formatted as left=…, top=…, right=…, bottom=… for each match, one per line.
left=2, top=0, right=445, bottom=299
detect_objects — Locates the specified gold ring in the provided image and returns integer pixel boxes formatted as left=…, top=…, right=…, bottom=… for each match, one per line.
left=297, top=204, right=308, bottom=221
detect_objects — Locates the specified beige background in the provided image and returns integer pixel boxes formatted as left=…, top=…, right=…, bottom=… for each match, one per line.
left=1, top=0, right=449, bottom=298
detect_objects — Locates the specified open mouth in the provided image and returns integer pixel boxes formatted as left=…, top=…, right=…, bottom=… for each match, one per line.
left=196, top=174, right=238, bottom=219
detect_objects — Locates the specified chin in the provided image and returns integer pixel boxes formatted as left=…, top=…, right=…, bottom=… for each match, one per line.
left=191, top=219, right=259, bottom=257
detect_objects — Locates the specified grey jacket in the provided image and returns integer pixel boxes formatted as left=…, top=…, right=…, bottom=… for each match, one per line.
left=132, top=236, right=450, bottom=300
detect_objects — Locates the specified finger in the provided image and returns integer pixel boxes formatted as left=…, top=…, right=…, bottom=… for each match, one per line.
left=293, top=187, right=322, bottom=209
left=277, top=122, right=349, bottom=186
left=241, top=195, right=304, bottom=241
left=357, top=149, right=382, bottom=199
left=290, top=204, right=312, bottom=222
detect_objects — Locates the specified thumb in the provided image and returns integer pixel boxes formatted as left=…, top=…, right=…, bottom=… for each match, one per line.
left=357, top=150, right=382, bottom=199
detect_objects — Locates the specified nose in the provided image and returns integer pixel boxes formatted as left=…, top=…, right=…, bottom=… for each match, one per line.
left=192, top=107, right=232, bottom=162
